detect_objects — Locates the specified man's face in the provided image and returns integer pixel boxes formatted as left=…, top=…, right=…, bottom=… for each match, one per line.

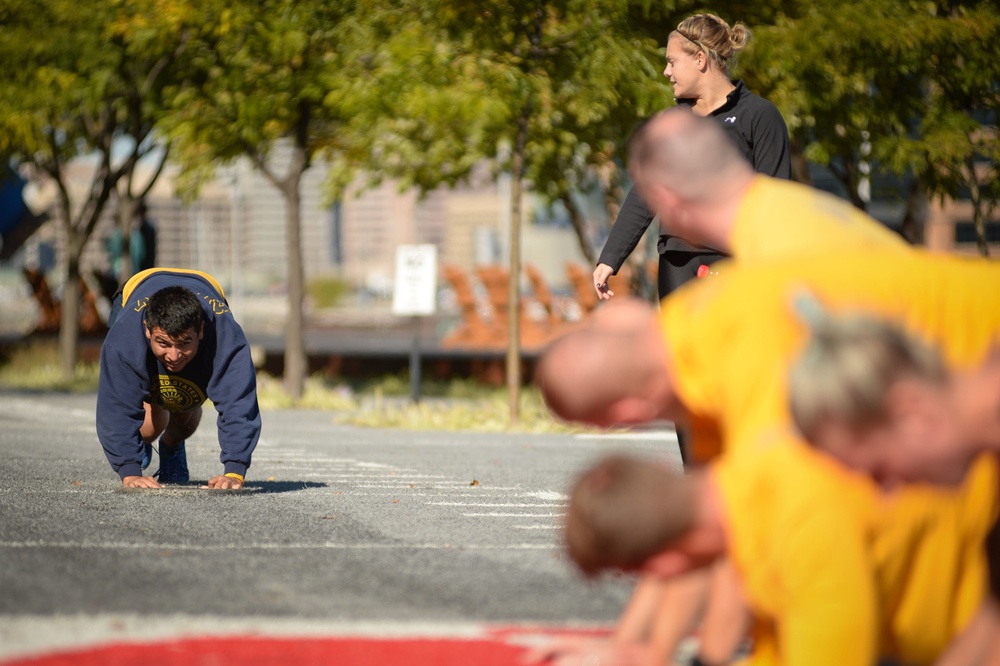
left=955, top=358, right=1000, bottom=453
left=145, top=324, right=203, bottom=373
left=811, top=382, right=971, bottom=490
left=639, top=529, right=723, bottom=579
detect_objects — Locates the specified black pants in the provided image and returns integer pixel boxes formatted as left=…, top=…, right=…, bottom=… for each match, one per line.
left=656, top=249, right=727, bottom=301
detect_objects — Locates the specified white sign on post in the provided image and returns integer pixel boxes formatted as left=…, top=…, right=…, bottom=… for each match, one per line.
left=391, top=244, right=438, bottom=316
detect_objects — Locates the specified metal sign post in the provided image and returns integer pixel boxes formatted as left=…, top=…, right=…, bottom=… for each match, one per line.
left=391, top=244, right=438, bottom=403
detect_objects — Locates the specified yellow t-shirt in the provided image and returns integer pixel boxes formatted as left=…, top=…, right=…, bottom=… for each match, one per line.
left=662, top=250, right=1000, bottom=462
left=729, top=176, right=909, bottom=261
left=713, top=441, right=999, bottom=666
left=713, top=441, right=879, bottom=666
left=871, top=454, right=999, bottom=663
left=660, top=249, right=1000, bottom=663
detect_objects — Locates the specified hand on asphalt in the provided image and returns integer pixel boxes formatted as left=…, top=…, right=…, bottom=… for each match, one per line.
left=204, top=474, right=244, bottom=490
left=521, top=636, right=657, bottom=666
left=122, top=475, right=163, bottom=489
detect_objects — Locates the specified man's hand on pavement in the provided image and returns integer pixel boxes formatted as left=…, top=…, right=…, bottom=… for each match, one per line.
left=122, top=475, right=163, bottom=489
left=204, top=474, right=244, bottom=490
left=522, top=636, right=657, bottom=666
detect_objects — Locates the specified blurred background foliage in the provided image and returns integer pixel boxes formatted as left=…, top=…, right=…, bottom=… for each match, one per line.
left=0, top=0, right=996, bottom=395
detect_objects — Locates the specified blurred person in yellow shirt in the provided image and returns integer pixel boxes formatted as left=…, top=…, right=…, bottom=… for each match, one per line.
left=534, top=250, right=1000, bottom=665
left=783, top=302, right=1000, bottom=664
left=555, top=446, right=997, bottom=666
left=540, top=251, right=999, bottom=463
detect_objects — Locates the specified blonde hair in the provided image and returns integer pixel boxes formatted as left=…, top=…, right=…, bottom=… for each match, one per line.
left=672, top=13, right=751, bottom=75
left=788, top=293, right=947, bottom=443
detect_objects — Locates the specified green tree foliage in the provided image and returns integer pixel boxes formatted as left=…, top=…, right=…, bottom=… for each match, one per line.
left=369, top=0, right=675, bottom=261
left=745, top=1, right=1000, bottom=250
left=0, top=0, right=189, bottom=376
left=5, top=0, right=996, bottom=389
left=362, top=0, right=679, bottom=420
left=161, top=0, right=383, bottom=400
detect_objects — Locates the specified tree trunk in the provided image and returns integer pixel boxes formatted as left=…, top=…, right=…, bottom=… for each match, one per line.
left=966, top=155, right=990, bottom=258
left=507, top=110, right=529, bottom=426
left=117, top=197, right=136, bottom=281
left=789, top=134, right=812, bottom=185
left=282, top=154, right=308, bottom=401
left=898, top=177, right=928, bottom=246
left=560, top=194, right=595, bottom=265
left=840, top=149, right=868, bottom=211
left=59, top=228, right=82, bottom=379
left=599, top=159, right=624, bottom=229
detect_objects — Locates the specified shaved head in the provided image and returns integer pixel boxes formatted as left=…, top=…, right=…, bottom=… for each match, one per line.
left=535, top=298, right=680, bottom=428
left=536, top=327, right=648, bottom=425
left=628, top=106, right=752, bottom=203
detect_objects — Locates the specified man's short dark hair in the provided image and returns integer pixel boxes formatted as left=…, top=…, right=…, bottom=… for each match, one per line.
left=565, top=454, right=696, bottom=576
left=144, top=286, right=203, bottom=337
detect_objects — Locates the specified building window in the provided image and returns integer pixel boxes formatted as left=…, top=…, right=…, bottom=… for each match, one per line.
left=954, top=221, right=1000, bottom=244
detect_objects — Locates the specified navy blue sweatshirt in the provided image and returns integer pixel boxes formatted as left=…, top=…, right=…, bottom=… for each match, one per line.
left=97, top=269, right=261, bottom=480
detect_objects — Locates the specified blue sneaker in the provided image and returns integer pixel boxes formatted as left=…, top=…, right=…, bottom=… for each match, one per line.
left=140, top=440, right=153, bottom=470
left=155, top=441, right=189, bottom=484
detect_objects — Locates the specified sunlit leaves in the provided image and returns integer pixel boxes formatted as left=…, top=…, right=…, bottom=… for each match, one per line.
left=742, top=0, right=999, bottom=215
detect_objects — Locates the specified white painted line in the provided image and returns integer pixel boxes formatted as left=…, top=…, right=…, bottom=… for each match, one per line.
left=461, top=513, right=562, bottom=518
left=0, top=614, right=616, bottom=662
left=279, top=473, right=447, bottom=480
left=252, top=457, right=381, bottom=464
left=524, top=491, right=568, bottom=501
left=575, top=431, right=676, bottom=441
left=328, top=486, right=528, bottom=498
left=347, top=483, right=516, bottom=490
left=271, top=489, right=541, bottom=497
left=427, top=502, right=567, bottom=508
left=282, top=470, right=454, bottom=480
left=0, top=540, right=557, bottom=551
left=253, top=462, right=420, bottom=469
left=513, top=525, right=561, bottom=530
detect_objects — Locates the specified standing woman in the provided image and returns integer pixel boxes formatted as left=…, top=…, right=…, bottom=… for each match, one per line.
left=593, top=13, right=791, bottom=301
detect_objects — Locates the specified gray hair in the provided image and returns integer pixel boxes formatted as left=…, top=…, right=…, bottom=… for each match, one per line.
left=788, top=292, right=947, bottom=442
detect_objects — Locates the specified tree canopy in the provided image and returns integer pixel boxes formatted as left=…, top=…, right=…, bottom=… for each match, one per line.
left=0, top=0, right=189, bottom=374
left=744, top=0, right=1000, bottom=249
left=2, top=0, right=997, bottom=384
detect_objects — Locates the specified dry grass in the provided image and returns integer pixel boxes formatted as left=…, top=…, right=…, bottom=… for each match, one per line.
left=0, top=340, right=101, bottom=392
left=339, top=389, right=581, bottom=434
left=255, top=372, right=582, bottom=433
left=0, top=341, right=578, bottom=433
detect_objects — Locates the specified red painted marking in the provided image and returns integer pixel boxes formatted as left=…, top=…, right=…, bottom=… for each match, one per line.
left=2, top=628, right=614, bottom=666
left=4, top=637, right=519, bottom=666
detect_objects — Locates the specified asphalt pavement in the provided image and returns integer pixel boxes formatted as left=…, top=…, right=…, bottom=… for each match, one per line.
left=0, top=389, right=681, bottom=661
